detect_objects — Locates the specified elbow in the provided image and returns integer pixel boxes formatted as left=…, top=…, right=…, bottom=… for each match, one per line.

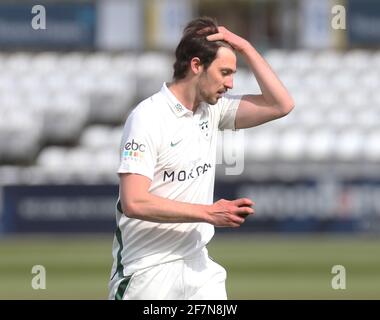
left=279, top=98, right=295, bottom=117
left=121, top=199, right=143, bottom=219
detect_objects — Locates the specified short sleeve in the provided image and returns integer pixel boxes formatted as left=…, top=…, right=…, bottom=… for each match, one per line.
left=218, top=94, right=242, bottom=130
left=117, top=109, right=158, bottom=180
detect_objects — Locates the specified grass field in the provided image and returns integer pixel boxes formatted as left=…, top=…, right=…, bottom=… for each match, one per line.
left=0, top=233, right=379, bottom=299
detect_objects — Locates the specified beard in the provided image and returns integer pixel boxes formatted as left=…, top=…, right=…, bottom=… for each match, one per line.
left=205, top=96, right=218, bottom=105
left=199, top=88, right=219, bottom=105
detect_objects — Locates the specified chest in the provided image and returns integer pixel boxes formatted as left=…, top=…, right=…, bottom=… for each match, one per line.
left=158, top=107, right=217, bottom=171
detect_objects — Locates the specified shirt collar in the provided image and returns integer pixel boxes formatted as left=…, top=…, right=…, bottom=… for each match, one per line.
left=160, top=82, right=193, bottom=118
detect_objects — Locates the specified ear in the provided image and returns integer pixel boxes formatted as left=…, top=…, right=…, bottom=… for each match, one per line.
left=190, top=57, right=204, bottom=75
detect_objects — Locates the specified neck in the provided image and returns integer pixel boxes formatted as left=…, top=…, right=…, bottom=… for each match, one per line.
left=167, top=79, right=201, bottom=112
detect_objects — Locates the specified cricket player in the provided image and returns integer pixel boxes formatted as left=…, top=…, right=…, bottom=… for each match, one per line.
left=109, top=17, right=294, bottom=300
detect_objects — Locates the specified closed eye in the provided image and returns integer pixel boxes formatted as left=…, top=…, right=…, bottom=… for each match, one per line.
left=221, top=68, right=236, bottom=76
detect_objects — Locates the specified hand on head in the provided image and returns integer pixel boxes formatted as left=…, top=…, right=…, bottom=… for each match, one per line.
left=206, top=26, right=249, bottom=52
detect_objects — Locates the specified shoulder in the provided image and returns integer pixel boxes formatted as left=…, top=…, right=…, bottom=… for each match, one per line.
left=217, top=94, right=242, bottom=109
left=206, top=94, right=241, bottom=120
left=127, top=92, right=167, bottom=125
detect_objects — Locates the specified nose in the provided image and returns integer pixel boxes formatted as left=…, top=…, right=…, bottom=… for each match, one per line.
left=224, top=75, right=233, bottom=90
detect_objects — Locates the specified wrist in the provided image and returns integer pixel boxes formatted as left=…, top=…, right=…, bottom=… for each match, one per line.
left=238, top=39, right=252, bottom=53
left=201, top=204, right=214, bottom=225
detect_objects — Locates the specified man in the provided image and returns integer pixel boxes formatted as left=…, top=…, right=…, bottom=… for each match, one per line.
left=109, top=17, right=294, bottom=300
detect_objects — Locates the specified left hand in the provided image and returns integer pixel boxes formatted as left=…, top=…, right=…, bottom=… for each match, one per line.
left=206, top=26, right=249, bottom=52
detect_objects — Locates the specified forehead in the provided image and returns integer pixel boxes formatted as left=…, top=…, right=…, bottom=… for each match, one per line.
left=212, top=46, right=237, bottom=69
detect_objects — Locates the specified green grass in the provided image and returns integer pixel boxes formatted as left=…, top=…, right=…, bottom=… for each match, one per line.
left=0, top=234, right=379, bottom=299
left=209, top=234, right=380, bottom=299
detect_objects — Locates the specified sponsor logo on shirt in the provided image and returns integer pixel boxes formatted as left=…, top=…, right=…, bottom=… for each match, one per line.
left=170, top=138, right=183, bottom=147
left=174, top=103, right=183, bottom=113
left=123, top=138, right=146, bottom=161
left=163, top=162, right=212, bottom=182
left=199, top=108, right=210, bottom=138
left=199, top=120, right=209, bottom=131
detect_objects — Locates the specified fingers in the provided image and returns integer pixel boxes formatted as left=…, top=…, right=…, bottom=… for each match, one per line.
left=211, top=198, right=255, bottom=227
left=206, top=27, right=230, bottom=42
left=235, top=205, right=254, bottom=215
left=217, top=221, right=242, bottom=228
left=213, top=213, right=244, bottom=228
left=232, top=198, right=254, bottom=208
left=229, top=213, right=245, bottom=226
left=206, top=33, right=224, bottom=42
left=232, top=198, right=255, bottom=218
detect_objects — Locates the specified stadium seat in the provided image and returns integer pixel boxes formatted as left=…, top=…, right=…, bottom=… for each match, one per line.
left=244, top=128, right=278, bottom=161
left=18, top=73, right=43, bottom=93
left=363, top=129, right=380, bottom=162
left=44, top=73, right=71, bottom=93
left=371, top=50, right=380, bottom=69
left=135, top=52, right=174, bottom=99
left=56, top=53, right=86, bottom=81
left=341, top=50, right=371, bottom=73
left=0, top=74, right=17, bottom=92
left=0, top=110, right=43, bottom=164
left=36, top=146, right=68, bottom=169
left=276, top=72, right=300, bottom=92
left=229, top=69, right=261, bottom=95
left=1, top=49, right=379, bottom=182
left=356, top=109, right=380, bottom=131
left=341, top=89, right=369, bottom=112
left=94, top=146, right=120, bottom=183
left=277, top=129, right=306, bottom=161
left=28, top=93, right=90, bottom=144
left=313, top=50, right=342, bottom=73
left=0, top=165, right=24, bottom=185
left=305, top=128, right=336, bottom=162
left=334, top=129, right=365, bottom=161
left=79, top=125, right=120, bottom=150
left=36, top=146, right=102, bottom=183
left=296, top=109, right=325, bottom=130
left=286, top=50, right=315, bottom=73
left=87, top=86, right=135, bottom=124
left=4, top=52, right=32, bottom=75
left=302, top=70, right=330, bottom=91
left=82, top=52, right=113, bottom=76
left=0, top=52, right=6, bottom=69
left=111, top=53, right=138, bottom=77
left=264, top=49, right=288, bottom=72
left=330, top=70, right=357, bottom=91
left=326, top=109, right=354, bottom=130
left=31, top=52, right=60, bottom=75
left=359, top=70, right=380, bottom=90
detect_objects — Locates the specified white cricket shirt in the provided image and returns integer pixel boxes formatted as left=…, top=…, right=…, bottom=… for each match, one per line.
left=110, top=83, right=241, bottom=278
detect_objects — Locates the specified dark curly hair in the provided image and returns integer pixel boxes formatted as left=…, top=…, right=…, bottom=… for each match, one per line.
left=173, top=17, right=234, bottom=80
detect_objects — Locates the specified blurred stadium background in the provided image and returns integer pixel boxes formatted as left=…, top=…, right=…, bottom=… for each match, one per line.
left=0, top=0, right=380, bottom=299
